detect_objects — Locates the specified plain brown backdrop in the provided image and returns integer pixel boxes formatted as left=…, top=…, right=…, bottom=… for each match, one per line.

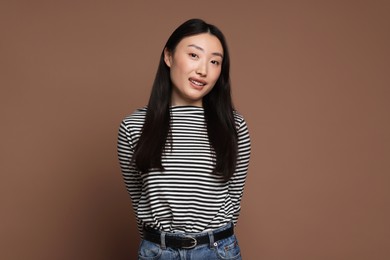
left=1, top=1, right=389, bottom=259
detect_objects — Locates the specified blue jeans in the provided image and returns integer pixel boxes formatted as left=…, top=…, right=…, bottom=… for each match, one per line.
left=138, top=222, right=242, bottom=260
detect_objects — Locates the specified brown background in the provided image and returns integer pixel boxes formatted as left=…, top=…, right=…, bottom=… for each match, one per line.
left=1, top=1, right=389, bottom=259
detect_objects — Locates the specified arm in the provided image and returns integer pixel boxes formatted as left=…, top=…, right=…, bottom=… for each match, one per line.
left=117, top=120, right=143, bottom=234
left=229, top=117, right=251, bottom=225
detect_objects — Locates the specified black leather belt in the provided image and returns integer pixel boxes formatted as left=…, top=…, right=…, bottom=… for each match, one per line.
left=143, top=224, right=234, bottom=249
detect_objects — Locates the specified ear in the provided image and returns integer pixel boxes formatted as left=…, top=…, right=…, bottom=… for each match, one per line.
left=164, top=48, right=172, bottom=68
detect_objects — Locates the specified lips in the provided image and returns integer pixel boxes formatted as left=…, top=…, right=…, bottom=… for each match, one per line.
left=189, top=78, right=207, bottom=87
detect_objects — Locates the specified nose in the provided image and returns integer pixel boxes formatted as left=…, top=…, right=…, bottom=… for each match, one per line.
left=196, top=61, right=207, bottom=77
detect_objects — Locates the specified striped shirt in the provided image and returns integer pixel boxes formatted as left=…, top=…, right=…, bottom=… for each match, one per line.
left=117, top=106, right=251, bottom=235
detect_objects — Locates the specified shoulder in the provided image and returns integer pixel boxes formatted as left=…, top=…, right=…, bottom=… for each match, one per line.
left=119, top=107, right=147, bottom=137
left=233, top=111, right=251, bottom=150
left=121, top=106, right=147, bottom=125
left=233, top=110, right=248, bottom=129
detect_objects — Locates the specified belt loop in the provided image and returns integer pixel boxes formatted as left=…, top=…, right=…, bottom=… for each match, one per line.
left=208, top=230, right=215, bottom=248
left=160, top=231, right=166, bottom=250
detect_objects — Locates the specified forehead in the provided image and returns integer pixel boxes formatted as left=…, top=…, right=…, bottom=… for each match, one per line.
left=176, top=33, right=223, bottom=54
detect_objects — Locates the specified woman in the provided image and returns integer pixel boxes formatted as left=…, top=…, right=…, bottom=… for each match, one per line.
left=117, top=18, right=251, bottom=260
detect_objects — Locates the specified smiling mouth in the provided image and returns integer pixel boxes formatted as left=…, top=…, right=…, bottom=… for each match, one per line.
left=189, top=78, right=206, bottom=86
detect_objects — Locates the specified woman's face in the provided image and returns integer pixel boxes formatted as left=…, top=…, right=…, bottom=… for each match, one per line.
left=164, top=33, right=223, bottom=107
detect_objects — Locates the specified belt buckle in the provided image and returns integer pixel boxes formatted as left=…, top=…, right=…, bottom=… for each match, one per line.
left=182, top=235, right=197, bottom=249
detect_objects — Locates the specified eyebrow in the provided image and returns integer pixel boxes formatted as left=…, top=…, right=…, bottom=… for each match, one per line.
left=187, top=44, right=223, bottom=58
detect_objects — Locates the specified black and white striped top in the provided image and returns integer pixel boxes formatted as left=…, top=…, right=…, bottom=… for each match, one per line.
left=117, top=106, right=251, bottom=234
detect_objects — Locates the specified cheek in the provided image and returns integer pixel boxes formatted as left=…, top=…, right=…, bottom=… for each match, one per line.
left=171, top=69, right=186, bottom=87
left=211, top=68, right=222, bottom=82
left=171, top=60, right=190, bottom=78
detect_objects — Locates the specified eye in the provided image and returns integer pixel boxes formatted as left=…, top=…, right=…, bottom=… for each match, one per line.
left=189, top=53, right=198, bottom=59
left=211, top=60, right=220, bottom=66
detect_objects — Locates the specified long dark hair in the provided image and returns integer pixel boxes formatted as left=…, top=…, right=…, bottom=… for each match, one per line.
left=133, top=18, right=238, bottom=181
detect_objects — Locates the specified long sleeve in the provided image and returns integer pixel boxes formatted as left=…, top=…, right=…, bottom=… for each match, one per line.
left=117, top=120, right=143, bottom=234
left=229, top=117, right=251, bottom=225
